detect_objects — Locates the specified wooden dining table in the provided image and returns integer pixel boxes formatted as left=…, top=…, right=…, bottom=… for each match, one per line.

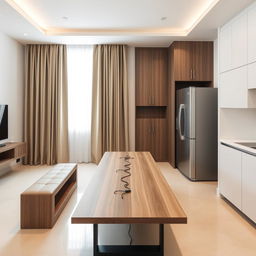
left=72, top=152, right=187, bottom=256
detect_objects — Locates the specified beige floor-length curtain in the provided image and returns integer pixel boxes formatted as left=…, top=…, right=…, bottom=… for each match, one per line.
left=91, top=45, right=130, bottom=163
left=24, top=45, right=69, bottom=165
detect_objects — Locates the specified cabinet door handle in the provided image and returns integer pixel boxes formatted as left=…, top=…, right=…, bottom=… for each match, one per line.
left=190, top=69, right=193, bottom=80
left=193, top=69, right=196, bottom=80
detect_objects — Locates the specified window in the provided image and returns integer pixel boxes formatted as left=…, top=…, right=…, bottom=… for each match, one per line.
left=67, top=45, right=93, bottom=162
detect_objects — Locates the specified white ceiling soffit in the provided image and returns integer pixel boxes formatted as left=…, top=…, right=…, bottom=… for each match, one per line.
left=0, top=0, right=254, bottom=45
left=5, top=0, right=221, bottom=36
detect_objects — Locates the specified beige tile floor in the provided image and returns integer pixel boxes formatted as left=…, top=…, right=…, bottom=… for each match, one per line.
left=0, top=162, right=255, bottom=256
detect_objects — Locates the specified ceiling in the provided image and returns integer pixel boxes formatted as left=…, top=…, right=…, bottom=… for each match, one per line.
left=0, top=0, right=254, bottom=46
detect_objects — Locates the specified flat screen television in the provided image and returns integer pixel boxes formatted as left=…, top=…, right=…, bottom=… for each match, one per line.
left=0, top=105, right=8, bottom=141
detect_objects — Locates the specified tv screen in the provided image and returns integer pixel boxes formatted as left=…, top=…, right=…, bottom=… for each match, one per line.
left=0, top=105, right=8, bottom=141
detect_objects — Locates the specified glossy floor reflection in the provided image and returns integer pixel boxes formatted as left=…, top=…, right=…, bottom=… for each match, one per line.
left=0, top=162, right=255, bottom=256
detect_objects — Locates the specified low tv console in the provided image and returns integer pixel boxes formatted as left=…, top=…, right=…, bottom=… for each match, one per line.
left=0, top=142, right=27, bottom=165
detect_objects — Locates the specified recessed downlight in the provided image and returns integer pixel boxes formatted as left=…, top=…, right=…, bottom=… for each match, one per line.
left=62, top=16, right=69, bottom=20
left=161, top=17, right=167, bottom=21
left=23, top=33, right=28, bottom=36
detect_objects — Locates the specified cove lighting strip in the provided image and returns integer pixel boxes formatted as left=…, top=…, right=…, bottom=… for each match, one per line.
left=4, top=0, right=220, bottom=36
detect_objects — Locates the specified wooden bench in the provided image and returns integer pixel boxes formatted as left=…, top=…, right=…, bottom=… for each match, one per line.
left=21, top=163, right=77, bottom=229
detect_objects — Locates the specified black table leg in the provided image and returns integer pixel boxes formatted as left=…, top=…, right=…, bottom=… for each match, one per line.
left=93, top=224, right=164, bottom=256
left=93, top=223, right=99, bottom=256
left=159, top=223, right=164, bottom=256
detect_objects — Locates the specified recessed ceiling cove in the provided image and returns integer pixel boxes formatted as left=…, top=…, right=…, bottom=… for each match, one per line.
left=5, top=0, right=220, bottom=36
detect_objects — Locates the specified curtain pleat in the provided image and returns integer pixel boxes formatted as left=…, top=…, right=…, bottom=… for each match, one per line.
left=91, top=45, right=130, bottom=164
left=24, top=45, right=69, bottom=165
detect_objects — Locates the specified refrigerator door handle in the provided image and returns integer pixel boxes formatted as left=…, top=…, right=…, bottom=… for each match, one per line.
left=178, top=104, right=185, bottom=141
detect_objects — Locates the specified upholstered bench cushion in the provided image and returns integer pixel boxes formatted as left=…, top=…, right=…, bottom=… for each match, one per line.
left=23, top=163, right=77, bottom=195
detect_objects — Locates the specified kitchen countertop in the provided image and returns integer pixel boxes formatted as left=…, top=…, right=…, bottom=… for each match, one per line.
left=220, top=139, right=256, bottom=156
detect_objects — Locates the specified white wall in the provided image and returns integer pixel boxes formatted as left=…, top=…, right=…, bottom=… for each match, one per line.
left=220, top=108, right=256, bottom=140
left=0, top=32, right=24, bottom=174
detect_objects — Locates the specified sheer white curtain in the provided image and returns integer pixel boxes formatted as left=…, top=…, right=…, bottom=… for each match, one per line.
left=67, top=45, right=93, bottom=163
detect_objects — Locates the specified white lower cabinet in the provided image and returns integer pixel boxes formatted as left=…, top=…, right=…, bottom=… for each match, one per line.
left=220, top=144, right=256, bottom=223
left=219, top=144, right=242, bottom=209
left=242, top=153, right=256, bottom=223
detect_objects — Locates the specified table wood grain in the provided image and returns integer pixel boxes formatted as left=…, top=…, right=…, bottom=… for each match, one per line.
left=72, top=152, right=187, bottom=224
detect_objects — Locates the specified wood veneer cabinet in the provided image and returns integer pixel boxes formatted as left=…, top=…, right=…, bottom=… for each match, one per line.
left=136, top=119, right=153, bottom=153
left=135, top=48, right=152, bottom=106
left=152, top=49, right=168, bottom=105
left=136, top=48, right=167, bottom=106
left=173, top=41, right=213, bottom=82
left=136, top=115, right=167, bottom=162
left=168, top=41, right=214, bottom=167
left=135, top=47, right=168, bottom=162
left=151, top=118, right=168, bottom=161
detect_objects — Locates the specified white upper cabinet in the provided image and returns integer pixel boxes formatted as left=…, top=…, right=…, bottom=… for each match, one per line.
left=231, top=13, right=247, bottom=69
left=219, top=12, right=247, bottom=73
left=248, top=2, right=256, bottom=64
left=248, top=62, right=256, bottom=89
left=219, top=24, right=232, bottom=73
left=242, top=153, right=256, bottom=223
left=220, top=66, right=247, bottom=108
left=218, top=2, right=256, bottom=109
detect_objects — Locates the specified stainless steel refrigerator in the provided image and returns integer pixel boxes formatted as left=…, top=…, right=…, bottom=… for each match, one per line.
left=176, top=87, right=217, bottom=181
